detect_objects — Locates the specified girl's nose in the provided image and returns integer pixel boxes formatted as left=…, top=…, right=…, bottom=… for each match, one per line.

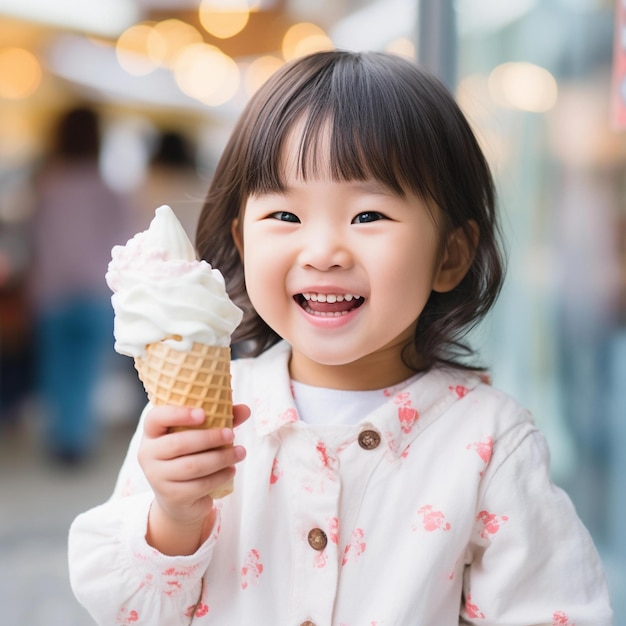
left=297, top=229, right=353, bottom=271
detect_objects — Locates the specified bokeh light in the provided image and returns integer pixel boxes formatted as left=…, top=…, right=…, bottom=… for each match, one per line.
left=244, top=55, right=284, bottom=96
left=0, top=47, right=42, bottom=99
left=151, top=19, right=203, bottom=69
left=116, top=23, right=162, bottom=76
left=488, top=62, right=558, bottom=113
left=199, top=0, right=251, bottom=39
left=385, top=37, right=415, bottom=59
left=174, top=43, right=240, bottom=106
left=282, top=22, right=334, bottom=61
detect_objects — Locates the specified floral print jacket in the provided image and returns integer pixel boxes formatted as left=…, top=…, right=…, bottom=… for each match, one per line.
left=69, top=341, right=613, bottom=625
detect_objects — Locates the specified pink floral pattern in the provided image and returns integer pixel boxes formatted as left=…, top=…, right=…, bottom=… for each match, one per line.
left=270, top=457, right=283, bottom=485
left=185, top=602, right=209, bottom=618
left=553, top=611, right=576, bottom=625
left=466, top=436, right=493, bottom=465
left=449, top=384, right=469, bottom=398
left=327, top=516, right=339, bottom=545
left=161, top=564, right=200, bottom=596
left=279, top=408, right=298, bottom=423
left=384, top=432, right=409, bottom=459
left=241, top=549, right=264, bottom=589
left=341, top=528, right=366, bottom=566
left=393, top=392, right=419, bottom=433
left=414, top=505, right=451, bottom=532
left=316, top=441, right=339, bottom=480
left=465, top=593, right=485, bottom=618
left=476, top=510, right=509, bottom=538
left=116, top=608, right=139, bottom=624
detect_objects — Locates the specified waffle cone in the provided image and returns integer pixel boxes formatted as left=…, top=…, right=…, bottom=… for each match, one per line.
left=134, top=341, right=234, bottom=498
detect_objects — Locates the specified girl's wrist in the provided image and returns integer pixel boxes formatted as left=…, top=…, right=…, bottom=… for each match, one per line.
left=146, top=501, right=212, bottom=556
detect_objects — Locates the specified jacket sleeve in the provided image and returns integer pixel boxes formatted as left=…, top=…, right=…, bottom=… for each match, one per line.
left=68, top=405, right=219, bottom=625
left=461, top=423, right=613, bottom=625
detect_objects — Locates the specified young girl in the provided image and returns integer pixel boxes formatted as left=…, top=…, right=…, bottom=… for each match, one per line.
left=69, top=51, right=613, bottom=625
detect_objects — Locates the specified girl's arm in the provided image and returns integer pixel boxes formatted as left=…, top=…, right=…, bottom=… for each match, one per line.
left=462, top=424, right=613, bottom=625
left=69, top=490, right=219, bottom=625
left=68, top=403, right=248, bottom=625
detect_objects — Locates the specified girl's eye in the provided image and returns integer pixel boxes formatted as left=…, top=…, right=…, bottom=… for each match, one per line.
left=352, top=211, right=385, bottom=224
left=270, top=211, right=300, bottom=223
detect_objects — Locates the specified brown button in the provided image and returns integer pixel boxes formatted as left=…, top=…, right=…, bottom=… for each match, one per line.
left=358, top=429, right=381, bottom=450
left=300, top=622, right=316, bottom=626
left=307, top=527, right=328, bottom=551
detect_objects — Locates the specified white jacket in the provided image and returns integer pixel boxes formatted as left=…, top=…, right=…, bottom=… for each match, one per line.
left=69, top=341, right=613, bottom=625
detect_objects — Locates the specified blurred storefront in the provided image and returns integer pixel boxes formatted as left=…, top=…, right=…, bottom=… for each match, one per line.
left=0, top=0, right=624, bottom=619
left=454, top=0, right=626, bottom=615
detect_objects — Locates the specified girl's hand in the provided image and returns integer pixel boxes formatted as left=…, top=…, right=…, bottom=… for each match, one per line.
left=138, top=403, right=249, bottom=556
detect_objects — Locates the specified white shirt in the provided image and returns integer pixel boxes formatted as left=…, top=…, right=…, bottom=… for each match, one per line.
left=291, top=374, right=421, bottom=425
left=68, top=341, right=613, bottom=625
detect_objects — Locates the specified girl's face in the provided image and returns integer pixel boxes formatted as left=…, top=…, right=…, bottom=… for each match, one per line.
left=234, top=134, right=466, bottom=390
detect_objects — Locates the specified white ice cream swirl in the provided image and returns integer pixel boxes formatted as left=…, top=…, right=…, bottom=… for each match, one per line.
left=106, top=205, right=242, bottom=357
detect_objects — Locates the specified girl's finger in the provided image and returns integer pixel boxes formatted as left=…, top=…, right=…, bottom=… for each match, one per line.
left=144, top=405, right=205, bottom=438
left=156, top=426, right=235, bottom=460
left=163, top=444, right=245, bottom=482
left=233, top=403, right=251, bottom=428
left=158, top=466, right=237, bottom=506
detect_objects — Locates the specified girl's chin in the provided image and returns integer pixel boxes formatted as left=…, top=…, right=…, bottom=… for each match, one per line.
left=289, top=347, right=413, bottom=389
left=289, top=343, right=364, bottom=369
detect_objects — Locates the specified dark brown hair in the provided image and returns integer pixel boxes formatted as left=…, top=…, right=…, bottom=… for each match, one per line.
left=196, top=50, right=505, bottom=370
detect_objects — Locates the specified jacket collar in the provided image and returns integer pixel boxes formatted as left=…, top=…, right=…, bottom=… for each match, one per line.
left=249, top=341, right=484, bottom=460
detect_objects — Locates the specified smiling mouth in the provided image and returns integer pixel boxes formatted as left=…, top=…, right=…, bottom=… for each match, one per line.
left=295, top=292, right=365, bottom=317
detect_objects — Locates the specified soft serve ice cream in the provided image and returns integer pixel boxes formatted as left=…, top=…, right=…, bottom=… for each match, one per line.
left=106, top=204, right=242, bottom=357
left=106, top=205, right=243, bottom=498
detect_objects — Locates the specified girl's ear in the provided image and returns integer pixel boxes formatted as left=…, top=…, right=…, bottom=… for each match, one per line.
left=432, top=221, right=478, bottom=293
left=231, top=218, right=244, bottom=259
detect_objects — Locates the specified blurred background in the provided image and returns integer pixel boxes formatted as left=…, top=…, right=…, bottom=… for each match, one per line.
left=0, top=0, right=624, bottom=623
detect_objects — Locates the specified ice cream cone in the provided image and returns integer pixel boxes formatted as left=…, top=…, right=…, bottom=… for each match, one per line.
left=134, top=340, right=234, bottom=498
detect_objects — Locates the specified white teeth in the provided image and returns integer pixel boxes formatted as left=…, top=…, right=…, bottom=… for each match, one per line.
left=302, top=292, right=361, bottom=302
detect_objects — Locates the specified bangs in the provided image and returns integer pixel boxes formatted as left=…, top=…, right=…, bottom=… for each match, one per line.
left=239, top=52, right=440, bottom=201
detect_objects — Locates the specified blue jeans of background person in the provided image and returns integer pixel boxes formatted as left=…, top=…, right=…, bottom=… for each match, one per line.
left=35, top=295, right=113, bottom=461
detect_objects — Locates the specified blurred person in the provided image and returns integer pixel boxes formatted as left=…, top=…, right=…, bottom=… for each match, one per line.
left=0, top=216, right=33, bottom=425
left=29, top=104, right=132, bottom=464
left=135, top=128, right=206, bottom=241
